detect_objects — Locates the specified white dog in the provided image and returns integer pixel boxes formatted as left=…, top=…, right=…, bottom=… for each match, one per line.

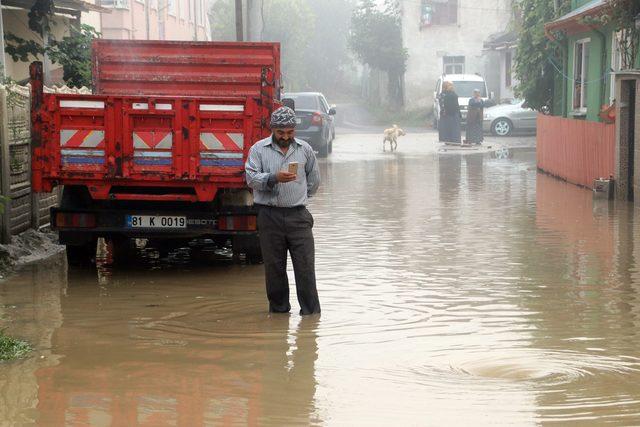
left=383, top=124, right=406, bottom=152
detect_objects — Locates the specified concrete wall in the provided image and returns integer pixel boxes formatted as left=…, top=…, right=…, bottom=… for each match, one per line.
left=101, top=0, right=209, bottom=41
left=400, top=0, right=512, bottom=111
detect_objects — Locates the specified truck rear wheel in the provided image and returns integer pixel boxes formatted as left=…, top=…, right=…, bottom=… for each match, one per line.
left=232, top=235, right=263, bottom=264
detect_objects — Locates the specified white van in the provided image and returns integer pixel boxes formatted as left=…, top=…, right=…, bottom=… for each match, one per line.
left=433, top=74, right=490, bottom=127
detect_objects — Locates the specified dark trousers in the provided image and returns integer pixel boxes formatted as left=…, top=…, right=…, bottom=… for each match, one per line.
left=257, top=205, right=320, bottom=315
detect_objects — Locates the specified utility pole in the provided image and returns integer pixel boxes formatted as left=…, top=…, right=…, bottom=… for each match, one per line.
left=235, top=0, right=243, bottom=41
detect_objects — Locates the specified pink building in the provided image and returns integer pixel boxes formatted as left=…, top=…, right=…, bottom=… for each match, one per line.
left=99, top=0, right=209, bottom=41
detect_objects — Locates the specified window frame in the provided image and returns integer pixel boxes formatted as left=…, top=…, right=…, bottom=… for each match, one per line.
left=443, top=55, right=465, bottom=75
left=572, top=38, right=591, bottom=113
left=167, top=0, right=176, bottom=17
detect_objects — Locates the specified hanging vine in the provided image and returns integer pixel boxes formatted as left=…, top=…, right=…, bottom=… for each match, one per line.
left=513, top=0, right=571, bottom=112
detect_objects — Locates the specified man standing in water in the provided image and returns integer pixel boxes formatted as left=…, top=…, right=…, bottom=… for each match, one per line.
left=245, top=106, right=321, bottom=315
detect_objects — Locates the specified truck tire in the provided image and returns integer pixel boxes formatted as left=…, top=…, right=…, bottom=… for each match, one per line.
left=232, top=235, right=263, bottom=264
left=65, top=240, right=96, bottom=266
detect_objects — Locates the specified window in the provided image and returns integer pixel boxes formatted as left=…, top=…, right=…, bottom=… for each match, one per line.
left=100, top=0, right=129, bottom=9
left=573, top=39, right=590, bottom=112
left=433, top=0, right=457, bottom=25
left=167, top=0, right=176, bottom=16
left=505, top=50, right=512, bottom=88
left=283, top=94, right=320, bottom=110
left=443, top=56, right=464, bottom=74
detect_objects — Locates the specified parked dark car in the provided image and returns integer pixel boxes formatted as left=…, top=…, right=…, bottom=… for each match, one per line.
left=283, top=92, right=336, bottom=157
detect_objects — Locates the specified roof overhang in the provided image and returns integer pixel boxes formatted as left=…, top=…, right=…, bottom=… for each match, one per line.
left=1, top=0, right=110, bottom=15
left=544, top=0, right=609, bottom=39
left=483, top=31, right=518, bottom=51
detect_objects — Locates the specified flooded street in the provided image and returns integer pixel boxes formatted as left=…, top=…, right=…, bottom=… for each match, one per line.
left=4, top=133, right=640, bottom=425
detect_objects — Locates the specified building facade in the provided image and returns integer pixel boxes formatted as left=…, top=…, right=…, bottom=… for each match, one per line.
left=545, top=0, right=639, bottom=122
left=483, top=31, right=517, bottom=102
left=400, top=0, right=513, bottom=110
left=99, top=0, right=209, bottom=41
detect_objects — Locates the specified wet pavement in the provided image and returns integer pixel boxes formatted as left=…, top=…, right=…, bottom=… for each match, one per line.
left=3, top=132, right=640, bottom=425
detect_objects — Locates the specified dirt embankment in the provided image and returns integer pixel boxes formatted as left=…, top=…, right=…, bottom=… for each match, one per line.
left=0, top=230, right=64, bottom=280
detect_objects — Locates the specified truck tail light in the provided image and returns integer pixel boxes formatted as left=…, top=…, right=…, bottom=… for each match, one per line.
left=311, top=112, right=323, bottom=126
left=55, top=213, right=96, bottom=228
left=218, top=215, right=257, bottom=231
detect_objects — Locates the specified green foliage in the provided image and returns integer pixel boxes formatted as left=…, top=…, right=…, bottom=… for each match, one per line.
left=208, top=0, right=235, bottom=41
left=28, top=0, right=55, bottom=35
left=303, top=0, right=356, bottom=97
left=514, top=0, right=570, bottom=112
left=208, top=0, right=355, bottom=96
left=261, top=0, right=315, bottom=91
left=0, top=195, right=8, bottom=216
left=349, top=0, right=407, bottom=105
left=0, top=330, right=32, bottom=361
left=601, top=0, right=640, bottom=69
left=349, top=0, right=407, bottom=76
left=5, top=24, right=100, bottom=88
left=48, top=25, right=100, bottom=88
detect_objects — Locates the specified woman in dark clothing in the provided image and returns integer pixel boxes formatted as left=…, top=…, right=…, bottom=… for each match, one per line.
left=438, top=81, right=462, bottom=143
left=465, top=89, right=485, bottom=145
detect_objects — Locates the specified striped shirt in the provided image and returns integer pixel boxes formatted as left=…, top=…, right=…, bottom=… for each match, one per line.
left=245, top=136, right=320, bottom=207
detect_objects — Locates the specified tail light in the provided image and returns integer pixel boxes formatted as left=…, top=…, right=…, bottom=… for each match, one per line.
left=218, top=215, right=257, bottom=231
left=55, top=213, right=96, bottom=228
left=311, top=112, right=323, bottom=126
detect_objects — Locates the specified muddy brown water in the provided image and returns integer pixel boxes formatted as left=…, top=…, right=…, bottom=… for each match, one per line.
left=3, top=137, right=640, bottom=425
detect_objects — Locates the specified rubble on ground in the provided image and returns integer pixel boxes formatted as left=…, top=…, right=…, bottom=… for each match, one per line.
left=0, top=230, right=63, bottom=280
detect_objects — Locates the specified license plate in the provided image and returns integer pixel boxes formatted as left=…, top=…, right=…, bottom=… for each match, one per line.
left=295, top=118, right=302, bottom=124
left=126, top=215, right=187, bottom=228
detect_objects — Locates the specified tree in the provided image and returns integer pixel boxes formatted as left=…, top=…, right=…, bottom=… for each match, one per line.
left=514, top=0, right=570, bottom=112
left=303, top=0, right=356, bottom=98
left=261, top=0, right=315, bottom=91
left=208, top=0, right=236, bottom=41
left=602, top=0, right=640, bottom=69
left=349, top=0, right=407, bottom=106
left=5, top=0, right=100, bottom=88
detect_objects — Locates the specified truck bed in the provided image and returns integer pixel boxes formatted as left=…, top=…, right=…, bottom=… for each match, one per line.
left=32, top=93, right=265, bottom=202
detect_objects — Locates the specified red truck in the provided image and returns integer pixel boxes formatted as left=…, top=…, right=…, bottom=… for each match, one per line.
left=30, top=40, right=282, bottom=262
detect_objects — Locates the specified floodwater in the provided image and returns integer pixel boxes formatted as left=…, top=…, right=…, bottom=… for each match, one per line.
left=3, top=135, right=640, bottom=425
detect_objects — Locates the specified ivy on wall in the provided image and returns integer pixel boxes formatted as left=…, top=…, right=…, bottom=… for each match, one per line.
left=4, top=0, right=99, bottom=88
left=513, top=0, right=570, bottom=113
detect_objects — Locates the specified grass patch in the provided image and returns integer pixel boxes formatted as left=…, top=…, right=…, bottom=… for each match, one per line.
left=0, top=330, right=32, bottom=361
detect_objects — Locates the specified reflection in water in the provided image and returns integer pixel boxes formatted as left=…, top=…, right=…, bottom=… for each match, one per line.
left=4, top=144, right=640, bottom=424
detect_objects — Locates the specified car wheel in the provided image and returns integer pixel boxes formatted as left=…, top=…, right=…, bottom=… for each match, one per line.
left=492, top=118, right=513, bottom=136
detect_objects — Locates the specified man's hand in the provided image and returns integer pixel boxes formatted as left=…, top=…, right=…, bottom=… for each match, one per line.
left=276, top=171, right=297, bottom=183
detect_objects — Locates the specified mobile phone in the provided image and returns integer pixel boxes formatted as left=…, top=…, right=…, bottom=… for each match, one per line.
left=288, top=162, right=299, bottom=174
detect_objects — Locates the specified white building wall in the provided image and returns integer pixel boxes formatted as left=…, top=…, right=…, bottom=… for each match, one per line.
left=401, top=0, right=512, bottom=110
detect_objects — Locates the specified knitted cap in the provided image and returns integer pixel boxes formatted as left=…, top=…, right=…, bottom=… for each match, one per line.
left=270, top=106, right=297, bottom=129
